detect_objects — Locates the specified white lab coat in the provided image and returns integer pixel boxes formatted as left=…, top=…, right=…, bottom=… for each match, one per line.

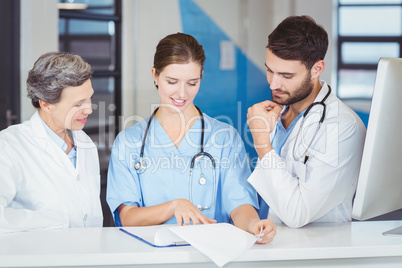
left=0, top=112, right=103, bottom=233
left=248, top=81, right=366, bottom=228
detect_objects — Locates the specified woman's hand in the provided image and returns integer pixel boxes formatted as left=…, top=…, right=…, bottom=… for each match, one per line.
left=172, top=199, right=217, bottom=225
left=249, top=219, right=277, bottom=244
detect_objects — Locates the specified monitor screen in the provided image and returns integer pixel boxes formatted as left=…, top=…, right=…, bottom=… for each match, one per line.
left=352, top=58, right=402, bottom=228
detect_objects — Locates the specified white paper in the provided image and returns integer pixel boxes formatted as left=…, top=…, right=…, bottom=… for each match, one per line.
left=155, top=223, right=258, bottom=267
left=154, top=227, right=186, bottom=246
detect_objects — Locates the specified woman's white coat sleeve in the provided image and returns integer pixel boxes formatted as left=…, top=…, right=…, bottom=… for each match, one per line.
left=0, top=149, right=68, bottom=233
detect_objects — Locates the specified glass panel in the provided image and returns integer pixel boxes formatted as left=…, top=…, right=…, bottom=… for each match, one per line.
left=58, top=42, right=64, bottom=52
left=58, top=0, right=115, bottom=15
left=58, top=19, right=115, bottom=71
left=339, top=6, right=402, bottom=36
left=342, top=42, right=400, bottom=64
left=338, top=69, right=377, bottom=98
left=67, top=19, right=113, bottom=35
left=92, top=77, right=115, bottom=93
left=59, top=18, right=66, bottom=35
left=340, top=0, right=402, bottom=4
left=69, top=38, right=114, bottom=71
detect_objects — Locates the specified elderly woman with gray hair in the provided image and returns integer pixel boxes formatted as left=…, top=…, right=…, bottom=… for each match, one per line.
left=0, top=52, right=103, bottom=233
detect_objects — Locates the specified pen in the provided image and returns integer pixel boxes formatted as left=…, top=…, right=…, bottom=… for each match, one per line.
left=257, top=225, right=263, bottom=241
left=303, top=154, right=309, bottom=164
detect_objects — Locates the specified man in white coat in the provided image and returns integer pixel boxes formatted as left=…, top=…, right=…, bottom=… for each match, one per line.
left=247, top=16, right=366, bottom=228
left=0, top=52, right=103, bottom=233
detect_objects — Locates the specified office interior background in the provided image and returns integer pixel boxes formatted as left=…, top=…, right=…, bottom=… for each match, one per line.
left=0, top=0, right=401, bottom=227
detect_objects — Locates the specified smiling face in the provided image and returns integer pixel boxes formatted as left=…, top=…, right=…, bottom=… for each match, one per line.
left=152, top=61, right=202, bottom=116
left=41, top=79, right=94, bottom=133
left=265, top=49, right=314, bottom=106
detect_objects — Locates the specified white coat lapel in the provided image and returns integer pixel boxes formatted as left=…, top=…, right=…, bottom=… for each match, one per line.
left=283, top=82, right=331, bottom=153
left=73, top=130, right=96, bottom=149
left=31, top=112, right=57, bottom=157
left=30, top=112, right=75, bottom=170
left=72, top=130, right=97, bottom=172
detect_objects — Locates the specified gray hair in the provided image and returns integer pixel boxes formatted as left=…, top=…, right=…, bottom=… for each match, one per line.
left=27, top=52, right=92, bottom=108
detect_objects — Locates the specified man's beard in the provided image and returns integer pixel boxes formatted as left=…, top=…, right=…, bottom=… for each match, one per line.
left=271, top=73, right=314, bottom=106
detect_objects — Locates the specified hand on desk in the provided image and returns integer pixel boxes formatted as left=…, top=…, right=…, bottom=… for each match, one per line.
left=173, top=199, right=217, bottom=226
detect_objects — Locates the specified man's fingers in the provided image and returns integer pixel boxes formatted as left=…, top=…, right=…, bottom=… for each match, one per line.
left=259, top=100, right=278, bottom=109
left=272, top=104, right=283, bottom=115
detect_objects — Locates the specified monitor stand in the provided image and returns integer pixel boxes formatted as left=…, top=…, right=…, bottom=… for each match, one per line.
left=382, top=226, right=402, bottom=237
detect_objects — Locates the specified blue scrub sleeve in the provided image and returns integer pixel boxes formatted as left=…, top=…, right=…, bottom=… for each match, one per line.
left=220, top=129, right=259, bottom=217
left=106, top=133, right=142, bottom=227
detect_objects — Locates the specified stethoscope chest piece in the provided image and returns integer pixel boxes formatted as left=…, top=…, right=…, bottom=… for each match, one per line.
left=199, top=175, right=207, bottom=185
left=134, top=158, right=147, bottom=173
left=138, top=106, right=217, bottom=211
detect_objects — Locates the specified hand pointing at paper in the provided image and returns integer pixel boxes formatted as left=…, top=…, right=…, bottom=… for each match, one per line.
left=230, top=204, right=276, bottom=244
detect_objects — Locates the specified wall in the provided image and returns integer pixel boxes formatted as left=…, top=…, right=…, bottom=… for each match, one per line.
left=20, top=0, right=58, bottom=121
left=19, top=0, right=335, bottom=126
left=17, top=0, right=336, bottom=162
left=124, top=0, right=335, bottom=161
left=293, top=0, right=334, bottom=83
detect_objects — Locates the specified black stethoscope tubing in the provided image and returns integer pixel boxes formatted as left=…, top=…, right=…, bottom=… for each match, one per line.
left=302, top=85, right=331, bottom=123
left=135, top=106, right=216, bottom=172
left=292, top=85, right=332, bottom=162
left=135, top=105, right=217, bottom=210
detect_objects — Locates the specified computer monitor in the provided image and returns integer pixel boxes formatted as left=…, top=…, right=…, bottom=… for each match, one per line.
left=352, top=58, right=402, bottom=236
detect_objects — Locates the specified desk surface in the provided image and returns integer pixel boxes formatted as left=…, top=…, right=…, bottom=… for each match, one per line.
left=1, top=221, right=402, bottom=267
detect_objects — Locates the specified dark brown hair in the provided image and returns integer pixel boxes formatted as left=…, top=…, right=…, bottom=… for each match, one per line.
left=153, top=32, right=206, bottom=79
left=267, top=15, right=328, bottom=70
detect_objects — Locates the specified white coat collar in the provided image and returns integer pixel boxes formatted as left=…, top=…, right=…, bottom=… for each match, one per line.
left=31, top=111, right=49, bottom=140
left=30, top=111, right=70, bottom=167
left=30, top=111, right=94, bottom=150
left=313, top=81, right=331, bottom=104
left=30, top=111, right=93, bottom=173
left=283, top=80, right=331, bottom=145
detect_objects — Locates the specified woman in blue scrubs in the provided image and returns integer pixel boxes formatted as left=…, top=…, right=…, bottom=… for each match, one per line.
left=107, top=33, right=276, bottom=243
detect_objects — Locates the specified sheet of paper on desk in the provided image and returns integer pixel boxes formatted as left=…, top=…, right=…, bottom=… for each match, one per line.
left=154, top=227, right=185, bottom=246
left=155, top=223, right=258, bottom=267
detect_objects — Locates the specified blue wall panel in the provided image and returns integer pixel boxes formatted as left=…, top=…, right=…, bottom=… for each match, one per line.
left=179, top=0, right=270, bottom=163
left=179, top=0, right=370, bottom=165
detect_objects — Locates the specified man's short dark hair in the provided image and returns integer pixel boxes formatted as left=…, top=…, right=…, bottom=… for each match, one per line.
left=267, top=15, right=328, bottom=70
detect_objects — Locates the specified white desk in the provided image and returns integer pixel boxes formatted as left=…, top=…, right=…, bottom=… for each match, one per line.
left=1, top=221, right=402, bottom=268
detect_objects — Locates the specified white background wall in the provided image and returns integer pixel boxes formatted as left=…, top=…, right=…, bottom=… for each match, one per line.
left=20, top=0, right=334, bottom=124
left=123, top=0, right=334, bottom=125
left=20, top=0, right=58, bottom=121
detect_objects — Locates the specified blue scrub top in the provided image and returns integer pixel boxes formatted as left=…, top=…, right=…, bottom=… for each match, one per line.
left=271, top=107, right=304, bottom=157
left=106, top=113, right=258, bottom=226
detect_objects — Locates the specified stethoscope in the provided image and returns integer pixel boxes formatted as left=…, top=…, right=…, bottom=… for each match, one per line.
left=134, top=106, right=217, bottom=211
left=292, top=86, right=331, bottom=163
